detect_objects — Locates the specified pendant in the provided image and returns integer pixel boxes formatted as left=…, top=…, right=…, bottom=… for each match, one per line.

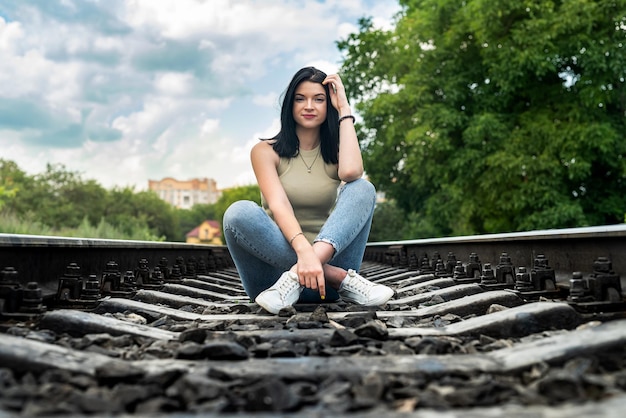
left=307, top=169, right=311, bottom=173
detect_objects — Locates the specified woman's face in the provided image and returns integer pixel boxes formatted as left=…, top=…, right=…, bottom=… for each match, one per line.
left=292, top=81, right=327, bottom=130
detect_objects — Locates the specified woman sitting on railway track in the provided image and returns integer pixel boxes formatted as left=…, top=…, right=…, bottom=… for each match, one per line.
left=223, top=66, right=393, bottom=314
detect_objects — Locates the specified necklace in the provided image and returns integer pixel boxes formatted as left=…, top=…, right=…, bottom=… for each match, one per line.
left=298, top=148, right=320, bottom=173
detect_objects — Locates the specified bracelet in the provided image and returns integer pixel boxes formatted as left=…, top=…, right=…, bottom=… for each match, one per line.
left=289, top=232, right=304, bottom=245
left=338, top=114, right=355, bottom=125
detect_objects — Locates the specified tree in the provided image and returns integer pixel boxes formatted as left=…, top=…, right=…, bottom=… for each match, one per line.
left=213, top=184, right=261, bottom=231
left=3, top=163, right=104, bottom=229
left=105, top=187, right=177, bottom=240
left=369, top=200, right=408, bottom=241
left=339, top=0, right=626, bottom=237
left=176, top=203, right=218, bottom=241
left=1, top=159, right=175, bottom=240
left=0, top=160, right=24, bottom=211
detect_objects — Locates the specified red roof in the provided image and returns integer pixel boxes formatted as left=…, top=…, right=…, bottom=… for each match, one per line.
left=186, top=226, right=200, bottom=238
left=186, top=220, right=222, bottom=238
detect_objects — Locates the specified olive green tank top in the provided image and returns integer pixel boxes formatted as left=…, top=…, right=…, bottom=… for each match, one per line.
left=262, top=145, right=341, bottom=243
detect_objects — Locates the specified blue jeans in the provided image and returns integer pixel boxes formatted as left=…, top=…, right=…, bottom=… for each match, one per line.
left=223, top=178, right=376, bottom=303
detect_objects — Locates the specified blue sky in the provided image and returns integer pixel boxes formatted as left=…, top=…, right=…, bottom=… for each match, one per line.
left=0, top=0, right=400, bottom=190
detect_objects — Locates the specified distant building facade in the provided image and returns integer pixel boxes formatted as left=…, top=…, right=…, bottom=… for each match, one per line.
left=148, top=177, right=221, bottom=209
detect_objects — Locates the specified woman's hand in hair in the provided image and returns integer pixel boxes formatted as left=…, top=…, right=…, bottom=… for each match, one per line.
left=323, top=74, right=351, bottom=116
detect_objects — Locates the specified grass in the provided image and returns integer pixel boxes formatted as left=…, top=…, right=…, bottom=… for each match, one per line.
left=0, top=212, right=164, bottom=241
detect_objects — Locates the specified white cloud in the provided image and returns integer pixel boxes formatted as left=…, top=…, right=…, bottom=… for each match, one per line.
left=200, top=119, right=220, bottom=137
left=0, top=17, right=23, bottom=52
left=252, top=92, right=279, bottom=108
left=304, top=60, right=341, bottom=76
left=0, top=49, right=52, bottom=98
left=154, top=72, right=194, bottom=96
left=0, top=0, right=401, bottom=191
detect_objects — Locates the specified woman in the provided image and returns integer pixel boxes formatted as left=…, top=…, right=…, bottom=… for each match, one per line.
left=223, top=66, right=393, bottom=314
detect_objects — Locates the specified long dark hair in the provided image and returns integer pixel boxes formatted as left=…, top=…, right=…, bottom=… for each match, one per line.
left=267, top=67, right=339, bottom=164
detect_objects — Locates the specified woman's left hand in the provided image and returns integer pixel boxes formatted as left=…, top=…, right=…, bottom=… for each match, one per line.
left=323, top=74, right=351, bottom=115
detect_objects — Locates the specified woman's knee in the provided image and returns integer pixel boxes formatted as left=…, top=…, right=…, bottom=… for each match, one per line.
left=358, top=178, right=376, bottom=197
left=343, top=178, right=376, bottom=205
left=223, top=200, right=259, bottom=229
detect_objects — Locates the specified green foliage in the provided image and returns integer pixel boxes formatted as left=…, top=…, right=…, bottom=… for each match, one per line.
left=2, top=162, right=110, bottom=230
left=0, top=212, right=160, bottom=240
left=213, top=184, right=261, bottom=228
left=0, top=158, right=263, bottom=242
left=173, top=186, right=260, bottom=241
left=176, top=203, right=218, bottom=241
left=0, top=159, right=27, bottom=212
left=0, top=159, right=173, bottom=240
left=104, top=187, right=177, bottom=240
left=0, top=212, right=55, bottom=236
left=340, top=0, right=626, bottom=237
left=0, top=186, right=16, bottom=211
left=58, top=217, right=164, bottom=241
left=369, top=200, right=409, bottom=241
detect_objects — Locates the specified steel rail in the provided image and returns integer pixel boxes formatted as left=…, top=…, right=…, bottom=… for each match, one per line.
left=364, top=224, right=626, bottom=282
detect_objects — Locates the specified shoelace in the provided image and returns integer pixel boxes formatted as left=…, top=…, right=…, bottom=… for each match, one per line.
left=346, top=274, right=374, bottom=296
left=276, top=276, right=300, bottom=301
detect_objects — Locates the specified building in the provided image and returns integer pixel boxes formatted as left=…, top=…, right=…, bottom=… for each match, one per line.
left=148, top=177, right=221, bottom=209
left=185, top=220, right=222, bottom=245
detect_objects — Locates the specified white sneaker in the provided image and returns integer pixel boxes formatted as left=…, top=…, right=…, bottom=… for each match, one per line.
left=339, top=269, right=394, bottom=306
left=255, top=271, right=303, bottom=314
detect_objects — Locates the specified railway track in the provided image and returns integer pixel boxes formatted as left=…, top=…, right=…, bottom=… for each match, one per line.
left=1, top=226, right=625, bottom=416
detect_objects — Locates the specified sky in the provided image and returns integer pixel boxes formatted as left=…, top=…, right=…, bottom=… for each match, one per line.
left=0, top=0, right=400, bottom=191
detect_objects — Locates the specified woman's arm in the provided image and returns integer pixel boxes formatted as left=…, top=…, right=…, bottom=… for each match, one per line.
left=323, top=74, right=364, bottom=182
left=251, top=141, right=326, bottom=297
left=251, top=141, right=301, bottom=244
